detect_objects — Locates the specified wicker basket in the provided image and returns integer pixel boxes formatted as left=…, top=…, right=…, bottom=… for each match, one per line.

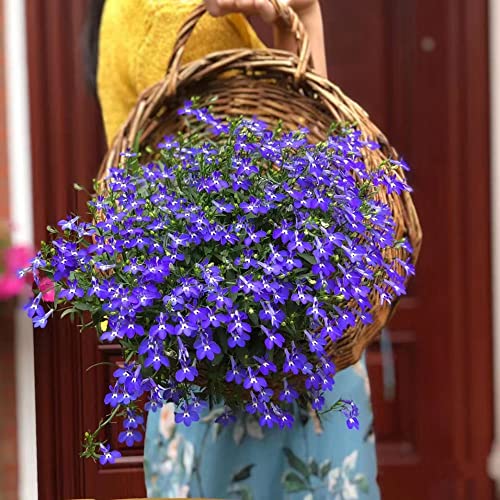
left=97, top=1, right=422, bottom=372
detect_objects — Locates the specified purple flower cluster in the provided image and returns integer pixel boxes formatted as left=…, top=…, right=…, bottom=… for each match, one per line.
left=24, top=100, right=414, bottom=461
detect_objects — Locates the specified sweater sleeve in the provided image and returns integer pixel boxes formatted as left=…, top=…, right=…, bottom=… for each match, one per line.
left=98, top=0, right=264, bottom=145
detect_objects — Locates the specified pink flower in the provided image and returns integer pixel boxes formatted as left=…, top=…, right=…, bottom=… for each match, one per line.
left=0, top=244, right=33, bottom=300
left=5, top=245, right=31, bottom=276
left=39, top=277, right=55, bottom=302
left=0, top=274, right=23, bottom=300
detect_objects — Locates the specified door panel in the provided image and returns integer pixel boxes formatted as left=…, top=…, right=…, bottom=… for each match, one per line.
left=28, top=1, right=493, bottom=499
left=81, top=340, right=146, bottom=497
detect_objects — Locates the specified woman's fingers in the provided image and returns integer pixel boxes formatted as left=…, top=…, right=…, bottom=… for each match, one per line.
left=203, top=0, right=225, bottom=17
left=254, top=0, right=278, bottom=23
left=235, top=0, right=254, bottom=9
left=205, top=0, right=319, bottom=18
left=204, top=0, right=279, bottom=22
left=204, top=0, right=242, bottom=17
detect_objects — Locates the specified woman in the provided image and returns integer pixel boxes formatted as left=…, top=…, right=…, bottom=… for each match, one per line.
left=88, top=1, right=380, bottom=498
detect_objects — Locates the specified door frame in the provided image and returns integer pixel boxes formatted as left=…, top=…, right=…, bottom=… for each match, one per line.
left=488, top=0, right=500, bottom=490
left=26, top=1, right=108, bottom=498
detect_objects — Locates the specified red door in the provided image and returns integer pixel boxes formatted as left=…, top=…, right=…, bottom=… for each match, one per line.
left=28, top=1, right=493, bottom=499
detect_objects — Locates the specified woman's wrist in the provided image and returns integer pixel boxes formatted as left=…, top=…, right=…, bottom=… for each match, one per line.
left=272, top=1, right=327, bottom=77
left=287, top=0, right=318, bottom=15
left=264, top=0, right=319, bottom=24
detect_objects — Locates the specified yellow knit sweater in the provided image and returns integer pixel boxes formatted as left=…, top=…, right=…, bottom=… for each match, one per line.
left=98, top=0, right=264, bottom=145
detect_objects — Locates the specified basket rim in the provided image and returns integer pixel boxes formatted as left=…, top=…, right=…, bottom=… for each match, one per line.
left=96, top=44, right=423, bottom=371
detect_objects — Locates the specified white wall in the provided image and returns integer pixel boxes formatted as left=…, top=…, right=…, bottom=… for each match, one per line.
left=489, top=0, right=500, bottom=493
left=4, top=0, right=38, bottom=498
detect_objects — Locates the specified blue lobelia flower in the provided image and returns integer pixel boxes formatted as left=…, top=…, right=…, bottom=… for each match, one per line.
left=99, top=444, right=121, bottom=465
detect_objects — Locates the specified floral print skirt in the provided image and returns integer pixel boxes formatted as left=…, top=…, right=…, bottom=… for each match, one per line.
left=144, top=356, right=379, bottom=500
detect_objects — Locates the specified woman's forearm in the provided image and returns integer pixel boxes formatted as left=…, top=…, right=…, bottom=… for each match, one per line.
left=273, top=1, right=327, bottom=77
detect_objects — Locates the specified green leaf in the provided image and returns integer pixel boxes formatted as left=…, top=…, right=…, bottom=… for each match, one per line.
left=212, top=351, right=224, bottom=364
left=247, top=309, right=259, bottom=326
left=354, top=474, right=370, bottom=494
left=213, top=421, right=224, bottom=439
left=231, top=464, right=255, bottom=483
left=73, top=183, right=85, bottom=191
left=283, top=447, right=310, bottom=479
left=300, top=253, right=316, bottom=266
left=238, top=488, right=253, bottom=500
left=60, top=308, right=76, bottom=320
left=132, top=131, right=142, bottom=153
left=74, top=302, right=93, bottom=312
left=308, top=457, right=319, bottom=477
left=46, top=225, right=58, bottom=234
left=200, top=407, right=225, bottom=424
left=282, top=471, right=309, bottom=493
left=228, top=484, right=253, bottom=500
left=319, top=459, right=332, bottom=479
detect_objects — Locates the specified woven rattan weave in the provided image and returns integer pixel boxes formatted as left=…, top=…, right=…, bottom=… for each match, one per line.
left=97, top=1, right=422, bottom=371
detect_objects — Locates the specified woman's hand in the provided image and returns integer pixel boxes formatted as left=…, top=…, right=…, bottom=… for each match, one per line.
left=204, top=0, right=274, bottom=22
left=204, top=0, right=319, bottom=23
left=204, top=0, right=327, bottom=78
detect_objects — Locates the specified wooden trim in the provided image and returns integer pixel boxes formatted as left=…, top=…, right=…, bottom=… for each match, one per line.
left=460, top=0, right=493, bottom=496
left=27, top=1, right=106, bottom=498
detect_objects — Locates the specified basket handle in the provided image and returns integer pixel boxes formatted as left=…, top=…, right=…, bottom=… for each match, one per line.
left=164, top=0, right=312, bottom=95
